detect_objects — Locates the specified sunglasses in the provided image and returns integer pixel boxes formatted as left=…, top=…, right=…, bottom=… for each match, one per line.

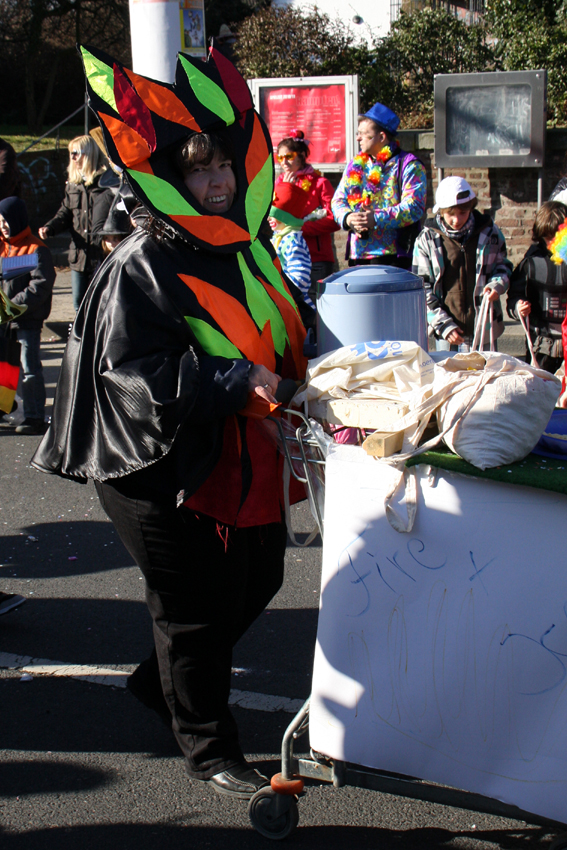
left=70, top=150, right=82, bottom=159
left=276, top=152, right=298, bottom=164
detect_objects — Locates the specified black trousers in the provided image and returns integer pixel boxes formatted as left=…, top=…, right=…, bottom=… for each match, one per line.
left=96, top=481, right=287, bottom=779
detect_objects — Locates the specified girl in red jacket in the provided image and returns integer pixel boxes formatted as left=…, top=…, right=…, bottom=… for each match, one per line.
left=275, top=130, right=339, bottom=299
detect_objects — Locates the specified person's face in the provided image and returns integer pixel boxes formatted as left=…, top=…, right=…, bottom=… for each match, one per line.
left=70, top=147, right=86, bottom=170
left=268, top=216, right=283, bottom=231
left=103, top=235, right=122, bottom=252
left=442, top=204, right=472, bottom=231
left=182, top=150, right=236, bottom=214
left=0, top=215, right=10, bottom=240
left=276, top=146, right=302, bottom=175
left=356, top=120, right=387, bottom=158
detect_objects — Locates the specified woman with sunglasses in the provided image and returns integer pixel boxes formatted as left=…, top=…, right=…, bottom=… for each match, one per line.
left=39, top=135, right=113, bottom=311
left=275, top=131, right=339, bottom=296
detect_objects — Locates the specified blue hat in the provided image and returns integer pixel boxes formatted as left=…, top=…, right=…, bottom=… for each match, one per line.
left=363, top=102, right=400, bottom=135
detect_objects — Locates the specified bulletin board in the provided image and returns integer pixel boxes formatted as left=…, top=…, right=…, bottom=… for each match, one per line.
left=248, top=75, right=359, bottom=172
left=434, top=70, right=547, bottom=169
left=310, top=445, right=567, bottom=826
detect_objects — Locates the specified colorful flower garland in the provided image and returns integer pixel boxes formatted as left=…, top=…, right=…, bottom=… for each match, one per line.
left=550, top=218, right=567, bottom=265
left=344, top=147, right=392, bottom=211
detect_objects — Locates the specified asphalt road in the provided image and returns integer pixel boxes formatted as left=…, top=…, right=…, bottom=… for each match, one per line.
left=0, top=270, right=559, bottom=849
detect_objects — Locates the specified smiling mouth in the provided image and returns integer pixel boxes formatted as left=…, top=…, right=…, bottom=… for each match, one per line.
left=205, top=194, right=228, bottom=205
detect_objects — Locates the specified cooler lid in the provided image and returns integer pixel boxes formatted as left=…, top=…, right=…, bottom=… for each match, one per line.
left=317, top=265, right=424, bottom=294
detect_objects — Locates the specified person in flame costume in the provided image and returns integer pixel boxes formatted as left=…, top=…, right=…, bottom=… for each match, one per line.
left=32, top=45, right=313, bottom=800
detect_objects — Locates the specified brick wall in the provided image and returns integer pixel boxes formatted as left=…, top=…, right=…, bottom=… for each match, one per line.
left=392, top=128, right=567, bottom=267
left=327, top=128, right=567, bottom=269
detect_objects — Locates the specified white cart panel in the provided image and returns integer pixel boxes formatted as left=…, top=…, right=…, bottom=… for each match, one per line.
left=310, top=444, right=567, bottom=824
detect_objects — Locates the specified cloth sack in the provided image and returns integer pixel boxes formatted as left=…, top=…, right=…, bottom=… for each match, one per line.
left=294, top=340, right=437, bottom=450
left=434, top=351, right=561, bottom=470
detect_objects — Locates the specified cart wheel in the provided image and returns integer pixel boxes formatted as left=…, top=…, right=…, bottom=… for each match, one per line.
left=248, top=787, right=299, bottom=839
left=549, top=834, right=567, bottom=850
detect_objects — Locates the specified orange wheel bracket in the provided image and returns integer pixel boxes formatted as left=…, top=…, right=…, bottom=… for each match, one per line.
left=270, top=772, right=304, bottom=796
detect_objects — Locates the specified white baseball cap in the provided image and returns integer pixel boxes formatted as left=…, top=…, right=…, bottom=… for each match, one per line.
left=433, top=176, right=476, bottom=213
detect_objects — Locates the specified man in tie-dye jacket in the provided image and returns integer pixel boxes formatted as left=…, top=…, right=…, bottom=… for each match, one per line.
left=332, top=102, right=427, bottom=270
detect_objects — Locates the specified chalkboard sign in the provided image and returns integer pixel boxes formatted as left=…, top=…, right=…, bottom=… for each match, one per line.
left=435, top=70, right=546, bottom=168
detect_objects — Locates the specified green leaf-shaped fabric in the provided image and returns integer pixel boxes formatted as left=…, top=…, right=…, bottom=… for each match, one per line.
left=249, top=241, right=300, bottom=315
left=236, top=253, right=288, bottom=355
left=81, top=47, right=118, bottom=114
left=178, top=55, right=235, bottom=126
left=185, top=317, right=243, bottom=358
left=245, top=157, right=273, bottom=239
left=128, top=169, right=199, bottom=217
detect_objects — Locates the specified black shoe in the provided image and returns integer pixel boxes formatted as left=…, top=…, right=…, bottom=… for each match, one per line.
left=15, top=418, right=48, bottom=435
left=206, top=762, right=270, bottom=800
left=0, top=591, right=26, bottom=616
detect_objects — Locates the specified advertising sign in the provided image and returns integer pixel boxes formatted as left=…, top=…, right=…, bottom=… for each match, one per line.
left=180, top=0, right=206, bottom=58
left=248, top=76, right=359, bottom=171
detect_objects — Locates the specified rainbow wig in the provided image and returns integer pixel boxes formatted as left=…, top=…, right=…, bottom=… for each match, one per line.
left=550, top=219, right=567, bottom=265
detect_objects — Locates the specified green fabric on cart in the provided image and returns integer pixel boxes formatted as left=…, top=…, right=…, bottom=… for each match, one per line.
left=406, top=447, right=567, bottom=496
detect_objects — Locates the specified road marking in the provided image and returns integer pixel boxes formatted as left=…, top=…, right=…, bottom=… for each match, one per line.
left=0, top=652, right=305, bottom=714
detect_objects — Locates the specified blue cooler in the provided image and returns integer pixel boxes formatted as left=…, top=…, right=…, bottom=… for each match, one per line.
left=315, top=265, right=428, bottom=355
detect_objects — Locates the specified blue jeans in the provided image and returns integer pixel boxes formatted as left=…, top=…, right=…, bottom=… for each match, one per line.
left=71, top=270, right=90, bottom=312
left=436, top=337, right=498, bottom=353
left=0, top=326, right=45, bottom=420
left=18, top=328, right=46, bottom=420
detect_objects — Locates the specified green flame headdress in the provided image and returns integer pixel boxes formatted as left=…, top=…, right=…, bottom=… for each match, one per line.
left=80, top=44, right=274, bottom=253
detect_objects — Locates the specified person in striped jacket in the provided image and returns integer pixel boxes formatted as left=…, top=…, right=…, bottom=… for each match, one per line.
left=269, top=177, right=314, bottom=308
left=412, top=176, right=511, bottom=351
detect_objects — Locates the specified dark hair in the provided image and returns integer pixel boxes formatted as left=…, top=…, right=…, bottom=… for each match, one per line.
left=358, top=116, right=395, bottom=145
left=439, top=198, right=478, bottom=215
left=176, top=131, right=234, bottom=174
left=277, top=130, right=309, bottom=163
left=533, top=201, right=567, bottom=241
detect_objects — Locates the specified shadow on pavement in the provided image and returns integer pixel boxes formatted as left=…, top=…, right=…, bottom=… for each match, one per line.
left=0, top=822, right=557, bottom=850
left=1, top=521, right=132, bottom=578
left=0, top=758, right=110, bottom=797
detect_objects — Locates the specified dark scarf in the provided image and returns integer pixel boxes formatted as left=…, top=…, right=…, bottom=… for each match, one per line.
left=436, top=211, right=475, bottom=243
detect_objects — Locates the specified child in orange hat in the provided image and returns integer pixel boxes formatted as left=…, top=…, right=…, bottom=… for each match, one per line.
left=269, top=178, right=313, bottom=308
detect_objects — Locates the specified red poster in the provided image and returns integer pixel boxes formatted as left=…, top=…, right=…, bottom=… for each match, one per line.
left=261, top=84, right=347, bottom=164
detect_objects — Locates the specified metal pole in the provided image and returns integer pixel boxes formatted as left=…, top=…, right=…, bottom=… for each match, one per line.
left=19, top=104, right=85, bottom=154
left=537, top=167, right=544, bottom=210
left=84, top=92, right=89, bottom=135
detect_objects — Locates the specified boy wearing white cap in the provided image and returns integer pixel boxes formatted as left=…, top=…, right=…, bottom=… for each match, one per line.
left=412, top=176, right=512, bottom=350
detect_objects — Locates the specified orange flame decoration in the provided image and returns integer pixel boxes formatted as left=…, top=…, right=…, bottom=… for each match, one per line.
left=178, top=274, right=276, bottom=371
left=100, top=113, right=152, bottom=169
left=170, top=216, right=250, bottom=246
left=124, top=67, right=201, bottom=132
left=245, top=113, right=270, bottom=186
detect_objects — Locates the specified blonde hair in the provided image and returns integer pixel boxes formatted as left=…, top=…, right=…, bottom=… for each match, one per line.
left=67, top=135, right=107, bottom=186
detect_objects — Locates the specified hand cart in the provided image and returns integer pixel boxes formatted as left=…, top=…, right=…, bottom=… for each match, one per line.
left=248, top=412, right=567, bottom=845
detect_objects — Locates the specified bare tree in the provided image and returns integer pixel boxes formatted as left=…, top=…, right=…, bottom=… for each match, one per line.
left=0, top=0, right=131, bottom=132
